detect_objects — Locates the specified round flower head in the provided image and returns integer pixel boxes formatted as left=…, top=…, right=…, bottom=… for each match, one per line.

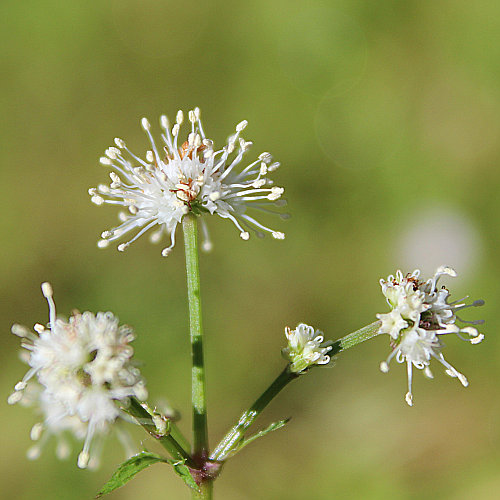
left=90, top=108, right=287, bottom=256
left=282, top=323, right=332, bottom=373
left=377, top=266, right=484, bottom=406
left=8, top=283, right=147, bottom=469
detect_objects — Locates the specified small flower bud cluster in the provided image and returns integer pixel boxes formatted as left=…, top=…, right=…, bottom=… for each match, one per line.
left=376, top=266, right=484, bottom=406
left=282, top=323, right=332, bottom=373
left=8, top=283, right=147, bottom=469
left=90, top=108, right=286, bottom=256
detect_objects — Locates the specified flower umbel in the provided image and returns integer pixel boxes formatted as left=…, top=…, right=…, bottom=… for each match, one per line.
left=8, top=283, right=147, bottom=469
left=282, top=323, right=332, bottom=373
left=377, top=266, right=484, bottom=406
left=90, top=108, right=286, bottom=256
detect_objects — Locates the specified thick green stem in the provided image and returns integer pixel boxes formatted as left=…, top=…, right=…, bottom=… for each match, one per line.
left=192, top=481, right=213, bottom=500
left=211, top=367, right=297, bottom=461
left=183, top=215, right=209, bottom=459
left=330, top=320, right=382, bottom=356
left=124, top=399, right=194, bottom=467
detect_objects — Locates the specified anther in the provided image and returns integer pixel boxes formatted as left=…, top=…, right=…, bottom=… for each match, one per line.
left=97, top=240, right=109, bottom=248
left=8, top=391, right=23, bottom=405
left=11, top=324, right=30, bottom=338
left=99, top=157, right=113, bottom=166
left=77, top=451, right=90, bottom=469
left=160, top=115, right=169, bottom=129
left=30, top=423, right=43, bottom=441
left=471, top=334, right=484, bottom=344
left=41, top=282, right=53, bottom=298
left=405, top=392, right=413, bottom=406
left=236, top=120, right=248, bottom=132
left=259, top=152, right=272, bottom=163
left=91, top=195, right=104, bottom=205
left=34, top=324, right=45, bottom=333
left=15, top=381, right=27, bottom=391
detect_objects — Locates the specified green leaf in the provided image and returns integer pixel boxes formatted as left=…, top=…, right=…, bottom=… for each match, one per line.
left=231, top=418, right=290, bottom=457
left=167, top=459, right=199, bottom=492
left=96, top=452, right=166, bottom=498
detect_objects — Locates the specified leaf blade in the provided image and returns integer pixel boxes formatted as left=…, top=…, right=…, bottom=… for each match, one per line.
left=167, top=459, right=199, bottom=492
left=96, top=452, right=166, bottom=498
left=225, top=418, right=290, bottom=459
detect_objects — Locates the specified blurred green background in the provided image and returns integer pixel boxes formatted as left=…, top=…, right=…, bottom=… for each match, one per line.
left=1, top=0, right=499, bottom=498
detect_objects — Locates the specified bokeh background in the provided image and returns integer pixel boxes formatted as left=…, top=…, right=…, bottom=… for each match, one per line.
left=1, top=0, right=499, bottom=498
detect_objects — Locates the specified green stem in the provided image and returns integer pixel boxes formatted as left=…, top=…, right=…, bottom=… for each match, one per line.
left=330, top=320, right=382, bottom=355
left=211, top=321, right=382, bottom=462
left=124, top=399, right=195, bottom=467
left=183, top=215, right=209, bottom=459
left=211, top=367, right=297, bottom=461
left=192, top=481, right=213, bottom=500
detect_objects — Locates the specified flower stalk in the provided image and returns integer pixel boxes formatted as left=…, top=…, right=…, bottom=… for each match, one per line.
left=330, top=320, right=382, bottom=354
left=211, top=367, right=298, bottom=461
left=183, top=215, right=209, bottom=461
left=123, top=398, right=195, bottom=467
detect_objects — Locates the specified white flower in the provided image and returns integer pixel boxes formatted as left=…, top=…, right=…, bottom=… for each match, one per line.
left=282, top=323, right=332, bottom=373
left=377, top=266, right=484, bottom=406
left=377, top=309, right=408, bottom=340
left=8, top=283, right=147, bottom=469
left=90, top=108, right=287, bottom=256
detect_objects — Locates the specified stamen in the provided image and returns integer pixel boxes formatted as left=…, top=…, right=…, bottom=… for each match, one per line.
left=406, top=362, right=414, bottom=406
left=236, top=120, right=248, bottom=132
left=41, top=283, right=56, bottom=326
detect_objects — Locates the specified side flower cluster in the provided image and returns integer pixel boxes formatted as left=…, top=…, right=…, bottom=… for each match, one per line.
left=89, top=108, right=286, bottom=256
left=282, top=323, right=332, bottom=373
left=376, top=266, right=484, bottom=406
left=8, top=283, right=147, bottom=469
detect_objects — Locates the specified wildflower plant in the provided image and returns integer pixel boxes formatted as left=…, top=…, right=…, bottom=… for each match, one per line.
left=8, top=108, right=485, bottom=499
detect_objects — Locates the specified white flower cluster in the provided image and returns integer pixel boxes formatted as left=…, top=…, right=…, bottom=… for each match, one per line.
left=8, top=283, right=147, bottom=469
left=377, top=266, right=484, bottom=406
left=89, top=108, right=286, bottom=256
left=282, top=323, right=332, bottom=373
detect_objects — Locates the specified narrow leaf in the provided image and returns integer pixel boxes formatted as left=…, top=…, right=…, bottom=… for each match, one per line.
left=96, top=452, right=166, bottom=498
left=236, top=418, right=290, bottom=454
left=167, top=459, right=199, bottom=492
